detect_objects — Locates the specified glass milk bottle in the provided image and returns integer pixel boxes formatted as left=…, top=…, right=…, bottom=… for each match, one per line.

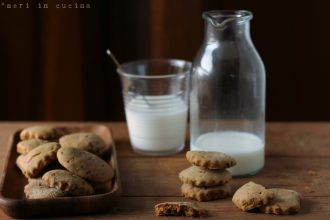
left=190, top=10, right=266, bottom=177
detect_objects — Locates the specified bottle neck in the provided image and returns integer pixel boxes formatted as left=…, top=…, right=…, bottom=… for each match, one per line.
left=204, top=21, right=251, bottom=43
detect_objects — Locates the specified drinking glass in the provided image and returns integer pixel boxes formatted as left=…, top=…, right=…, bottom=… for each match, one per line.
left=118, top=59, right=191, bottom=156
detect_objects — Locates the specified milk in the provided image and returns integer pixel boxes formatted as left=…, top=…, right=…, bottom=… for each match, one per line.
left=125, top=95, right=188, bottom=155
left=191, top=131, right=264, bottom=176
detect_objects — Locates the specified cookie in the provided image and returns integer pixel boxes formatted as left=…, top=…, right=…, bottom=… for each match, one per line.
left=179, top=166, right=231, bottom=187
left=42, top=169, right=94, bottom=196
left=258, top=188, right=300, bottom=215
left=16, top=142, right=60, bottom=178
left=232, top=181, right=274, bottom=211
left=24, top=178, right=66, bottom=199
left=186, top=151, right=236, bottom=169
left=59, top=132, right=108, bottom=156
left=57, top=147, right=114, bottom=183
left=20, top=126, right=62, bottom=140
left=181, top=183, right=231, bottom=201
left=155, top=202, right=206, bottom=217
left=16, top=154, right=25, bottom=172
left=17, top=139, right=49, bottom=154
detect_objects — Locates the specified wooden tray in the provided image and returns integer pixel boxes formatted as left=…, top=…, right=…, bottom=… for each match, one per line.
left=0, top=124, right=121, bottom=218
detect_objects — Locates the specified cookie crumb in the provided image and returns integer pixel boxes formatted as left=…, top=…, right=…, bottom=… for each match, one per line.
left=304, top=186, right=314, bottom=193
left=307, top=170, right=317, bottom=176
left=155, top=202, right=206, bottom=217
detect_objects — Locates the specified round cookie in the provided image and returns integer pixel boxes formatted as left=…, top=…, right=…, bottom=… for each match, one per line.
left=232, top=181, right=274, bottom=211
left=186, top=151, right=236, bottom=170
left=258, top=188, right=300, bottom=215
left=16, top=142, right=60, bottom=178
left=181, top=183, right=231, bottom=201
left=17, top=139, right=49, bottom=154
left=20, top=126, right=62, bottom=140
left=24, top=179, right=66, bottom=199
left=59, top=132, right=108, bottom=156
left=57, top=147, right=114, bottom=183
left=42, top=169, right=94, bottom=196
left=179, top=166, right=231, bottom=187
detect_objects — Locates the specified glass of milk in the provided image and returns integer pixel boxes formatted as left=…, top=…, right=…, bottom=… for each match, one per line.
left=117, top=59, right=191, bottom=156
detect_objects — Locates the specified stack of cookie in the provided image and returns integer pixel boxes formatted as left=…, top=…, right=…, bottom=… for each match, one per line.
left=179, top=151, right=237, bottom=201
left=15, top=125, right=114, bottom=199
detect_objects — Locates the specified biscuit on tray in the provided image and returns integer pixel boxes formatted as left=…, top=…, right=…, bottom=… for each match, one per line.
left=57, top=147, right=114, bottom=183
left=59, top=132, right=108, bottom=156
left=20, top=126, right=63, bottom=140
left=16, top=142, right=60, bottom=178
left=24, top=178, right=66, bottom=199
left=17, top=139, right=49, bottom=154
left=42, top=169, right=94, bottom=196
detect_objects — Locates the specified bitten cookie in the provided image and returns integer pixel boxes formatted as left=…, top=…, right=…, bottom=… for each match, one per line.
left=42, top=169, right=94, bottom=196
left=258, top=188, right=300, bottom=215
left=232, top=181, right=274, bottom=211
left=17, top=139, right=49, bottom=154
left=16, top=142, right=60, bottom=178
left=59, top=132, right=108, bottom=156
left=155, top=202, right=206, bottom=217
left=57, top=147, right=114, bottom=183
left=179, top=166, right=231, bottom=187
left=181, top=183, right=231, bottom=201
left=20, top=126, right=62, bottom=140
left=24, top=178, right=66, bottom=199
left=186, top=151, right=236, bottom=169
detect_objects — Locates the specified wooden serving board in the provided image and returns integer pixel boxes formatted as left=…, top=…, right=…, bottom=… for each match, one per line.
left=0, top=124, right=121, bottom=218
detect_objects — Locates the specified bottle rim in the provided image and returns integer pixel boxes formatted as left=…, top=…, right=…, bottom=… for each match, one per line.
left=203, top=10, right=253, bottom=27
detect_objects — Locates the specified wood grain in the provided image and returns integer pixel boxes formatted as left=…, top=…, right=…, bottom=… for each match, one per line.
left=119, top=157, right=330, bottom=197
left=0, top=197, right=329, bottom=220
left=0, top=122, right=329, bottom=219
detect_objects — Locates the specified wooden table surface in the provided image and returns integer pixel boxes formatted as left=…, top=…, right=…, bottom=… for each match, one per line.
left=0, top=122, right=329, bottom=219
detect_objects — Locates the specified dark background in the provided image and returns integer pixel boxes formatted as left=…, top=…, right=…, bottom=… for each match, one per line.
left=0, top=0, right=329, bottom=121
